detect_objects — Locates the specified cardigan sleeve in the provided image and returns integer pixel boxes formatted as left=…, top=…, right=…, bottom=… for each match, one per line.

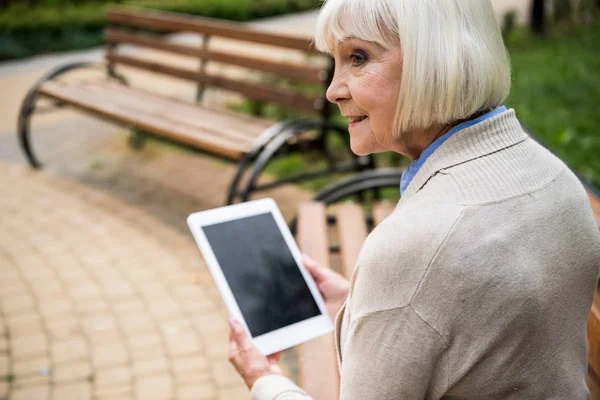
left=338, top=306, right=448, bottom=400
left=251, top=375, right=311, bottom=400
left=251, top=306, right=448, bottom=400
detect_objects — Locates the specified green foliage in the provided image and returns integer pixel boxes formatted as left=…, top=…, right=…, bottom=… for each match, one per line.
left=505, top=23, right=600, bottom=188
left=0, top=0, right=321, bottom=60
left=242, top=22, right=600, bottom=192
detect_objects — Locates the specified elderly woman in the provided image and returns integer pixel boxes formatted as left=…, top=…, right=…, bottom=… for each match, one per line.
left=227, top=0, right=600, bottom=398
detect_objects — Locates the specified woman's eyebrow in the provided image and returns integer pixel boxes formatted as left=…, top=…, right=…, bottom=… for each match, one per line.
left=337, top=36, right=387, bottom=51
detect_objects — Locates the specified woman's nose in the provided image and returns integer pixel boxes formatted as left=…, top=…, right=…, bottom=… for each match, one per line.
left=326, top=70, right=350, bottom=104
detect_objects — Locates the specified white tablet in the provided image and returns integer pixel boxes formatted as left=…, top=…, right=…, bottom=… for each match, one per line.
left=187, top=198, right=333, bottom=355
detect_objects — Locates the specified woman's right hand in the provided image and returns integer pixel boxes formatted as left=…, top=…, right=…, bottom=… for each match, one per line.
left=303, top=254, right=349, bottom=321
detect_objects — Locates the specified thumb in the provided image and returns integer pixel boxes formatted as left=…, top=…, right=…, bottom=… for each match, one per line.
left=303, top=254, right=326, bottom=278
left=229, top=318, right=249, bottom=346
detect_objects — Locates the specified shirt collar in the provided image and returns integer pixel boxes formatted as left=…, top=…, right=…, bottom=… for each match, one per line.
left=401, top=106, right=508, bottom=195
left=400, top=108, right=528, bottom=201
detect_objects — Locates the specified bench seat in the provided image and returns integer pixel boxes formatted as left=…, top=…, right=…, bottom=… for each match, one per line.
left=38, top=79, right=272, bottom=160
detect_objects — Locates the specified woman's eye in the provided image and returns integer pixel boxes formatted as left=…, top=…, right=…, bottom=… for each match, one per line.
left=350, top=51, right=368, bottom=66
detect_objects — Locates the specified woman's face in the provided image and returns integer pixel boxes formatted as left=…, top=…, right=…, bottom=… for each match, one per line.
left=326, top=37, right=403, bottom=156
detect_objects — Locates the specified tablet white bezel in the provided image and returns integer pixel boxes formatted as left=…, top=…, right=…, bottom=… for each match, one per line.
left=187, top=198, right=333, bottom=355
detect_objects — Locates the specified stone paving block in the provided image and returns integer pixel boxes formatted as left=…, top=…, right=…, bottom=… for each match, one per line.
left=104, top=280, right=136, bottom=300
left=201, top=329, right=230, bottom=359
left=0, top=380, right=8, bottom=398
left=75, top=299, right=110, bottom=314
left=53, top=381, right=92, bottom=400
left=218, top=386, right=251, bottom=400
left=178, top=382, right=217, bottom=400
left=0, top=354, right=8, bottom=378
left=194, top=312, right=227, bottom=335
left=51, top=336, right=88, bottom=364
left=126, top=267, right=158, bottom=284
left=0, top=294, right=36, bottom=315
left=13, top=374, right=51, bottom=388
left=11, top=384, right=50, bottom=400
left=6, top=312, right=44, bottom=337
left=94, top=382, right=133, bottom=399
left=0, top=337, right=7, bottom=353
left=12, top=355, right=50, bottom=376
left=135, top=374, right=173, bottom=400
left=55, top=264, right=89, bottom=283
left=39, top=298, right=74, bottom=317
left=96, top=395, right=134, bottom=400
left=12, top=334, right=47, bottom=359
left=33, top=281, right=67, bottom=302
left=165, top=331, right=203, bottom=357
left=147, top=299, right=182, bottom=320
left=19, top=265, right=55, bottom=284
left=133, top=356, right=169, bottom=376
left=69, top=281, right=102, bottom=302
left=52, top=360, right=92, bottom=383
left=136, top=283, right=170, bottom=302
left=45, top=316, right=80, bottom=340
left=92, top=341, right=130, bottom=368
left=95, top=365, right=132, bottom=389
left=81, top=314, right=118, bottom=336
left=0, top=270, right=21, bottom=291
left=118, top=312, right=156, bottom=336
left=113, top=298, right=146, bottom=316
left=158, top=318, right=193, bottom=338
left=171, top=355, right=210, bottom=384
left=211, top=360, right=247, bottom=388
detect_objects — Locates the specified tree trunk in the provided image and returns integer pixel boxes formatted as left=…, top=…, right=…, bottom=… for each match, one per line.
left=531, top=0, right=546, bottom=34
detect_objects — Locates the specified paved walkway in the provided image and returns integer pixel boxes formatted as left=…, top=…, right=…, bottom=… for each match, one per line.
left=0, top=2, right=530, bottom=399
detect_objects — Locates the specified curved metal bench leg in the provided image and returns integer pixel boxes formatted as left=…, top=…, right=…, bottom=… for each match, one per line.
left=226, top=120, right=315, bottom=204
left=15, top=62, right=126, bottom=169
left=17, top=88, right=42, bottom=168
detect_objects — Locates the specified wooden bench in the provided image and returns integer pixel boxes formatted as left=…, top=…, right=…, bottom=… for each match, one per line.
left=586, top=187, right=600, bottom=399
left=17, top=6, right=373, bottom=204
left=294, top=169, right=402, bottom=400
left=293, top=169, right=600, bottom=399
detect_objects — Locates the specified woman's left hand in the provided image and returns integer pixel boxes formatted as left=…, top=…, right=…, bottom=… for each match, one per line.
left=228, top=318, right=284, bottom=389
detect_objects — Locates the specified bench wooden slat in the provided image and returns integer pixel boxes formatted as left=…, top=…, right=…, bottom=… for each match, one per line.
left=373, top=201, right=396, bottom=226
left=39, top=81, right=252, bottom=160
left=46, top=80, right=266, bottom=145
left=107, top=7, right=316, bottom=53
left=106, top=53, right=321, bottom=114
left=336, top=203, right=369, bottom=278
left=587, top=191, right=600, bottom=226
left=296, top=202, right=340, bottom=400
left=78, top=80, right=271, bottom=143
left=589, top=290, right=600, bottom=383
left=105, top=29, right=325, bottom=84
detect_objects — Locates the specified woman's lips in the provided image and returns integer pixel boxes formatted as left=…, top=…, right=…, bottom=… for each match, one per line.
left=349, top=116, right=368, bottom=128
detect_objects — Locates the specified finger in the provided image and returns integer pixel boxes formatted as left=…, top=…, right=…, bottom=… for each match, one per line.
left=229, top=318, right=252, bottom=350
left=303, top=254, right=326, bottom=281
left=267, top=351, right=283, bottom=364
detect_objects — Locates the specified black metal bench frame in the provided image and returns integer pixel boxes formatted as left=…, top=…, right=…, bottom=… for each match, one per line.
left=17, top=8, right=376, bottom=205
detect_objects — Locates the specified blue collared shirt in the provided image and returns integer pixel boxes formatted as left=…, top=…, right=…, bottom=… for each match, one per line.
left=400, top=106, right=507, bottom=195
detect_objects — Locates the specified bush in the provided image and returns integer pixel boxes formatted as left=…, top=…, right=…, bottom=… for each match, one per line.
left=0, top=0, right=321, bottom=60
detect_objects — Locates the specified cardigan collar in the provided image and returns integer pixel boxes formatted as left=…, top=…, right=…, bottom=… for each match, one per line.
left=400, top=109, right=528, bottom=201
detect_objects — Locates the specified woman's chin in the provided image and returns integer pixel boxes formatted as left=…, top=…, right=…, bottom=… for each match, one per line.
left=349, top=140, right=375, bottom=157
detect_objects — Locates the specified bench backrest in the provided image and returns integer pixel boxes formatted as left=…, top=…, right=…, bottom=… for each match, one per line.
left=295, top=201, right=396, bottom=400
left=104, top=7, right=332, bottom=117
left=586, top=189, right=600, bottom=398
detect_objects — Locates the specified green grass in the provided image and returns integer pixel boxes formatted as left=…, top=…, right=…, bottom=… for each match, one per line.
left=0, top=0, right=321, bottom=60
left=243, top=22, right=600, bottom=193
left=505, top=24, right=600, bottom=188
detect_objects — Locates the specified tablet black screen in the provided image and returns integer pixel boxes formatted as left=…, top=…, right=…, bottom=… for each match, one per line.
left=202, top=212, right=321, bottom=337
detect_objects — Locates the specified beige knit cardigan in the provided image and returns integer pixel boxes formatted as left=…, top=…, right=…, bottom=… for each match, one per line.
left=252, top=109, right=600, bottom=400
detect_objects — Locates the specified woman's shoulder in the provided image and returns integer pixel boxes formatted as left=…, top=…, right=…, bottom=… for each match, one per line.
left=349, top=175, right=466, bottom=316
